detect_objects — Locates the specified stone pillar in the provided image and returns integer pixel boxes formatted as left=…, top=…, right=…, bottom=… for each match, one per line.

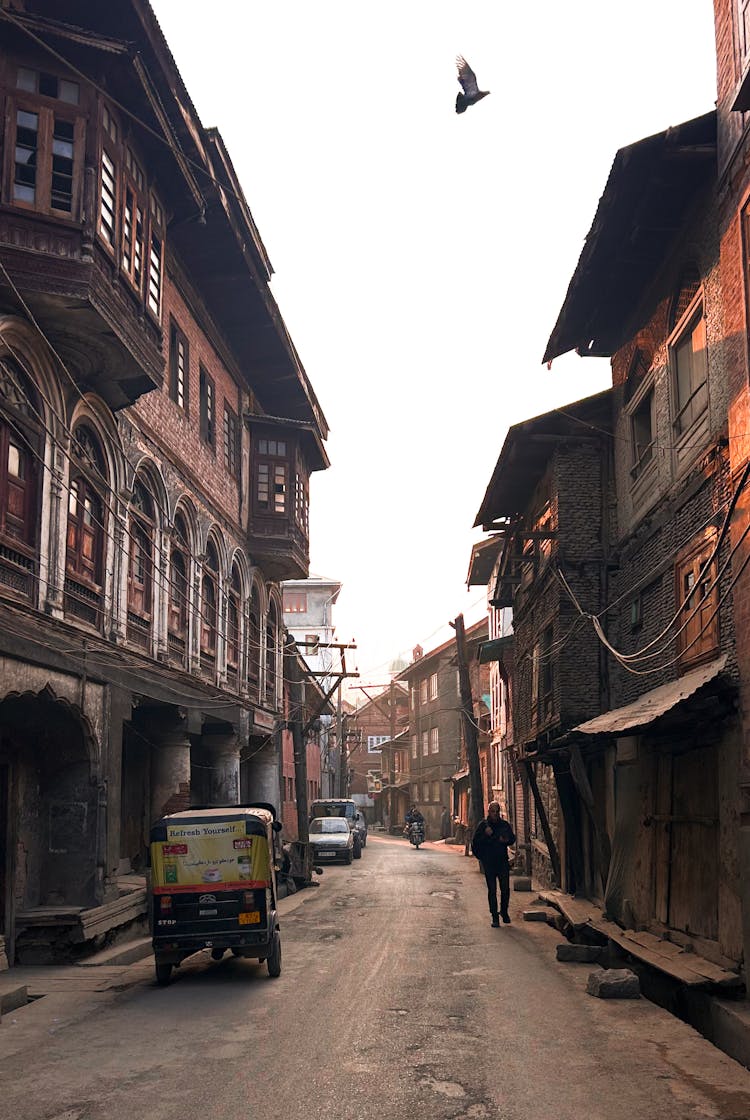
left=192, top=732, right=240, bottom=807
left=240, top=734, right=280, bottom=808
left=150, top=716, right=191, bottom=824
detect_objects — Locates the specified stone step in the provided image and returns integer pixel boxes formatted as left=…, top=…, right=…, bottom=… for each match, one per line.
left=77, top=936, right=152, bottom=968
left=522, top=908, right=555, bottom=922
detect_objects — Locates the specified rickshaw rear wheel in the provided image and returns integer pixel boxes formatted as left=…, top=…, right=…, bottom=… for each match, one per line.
left=267, top=930, right=282, bottom=978
left=155, top=961, right=173, bottom=986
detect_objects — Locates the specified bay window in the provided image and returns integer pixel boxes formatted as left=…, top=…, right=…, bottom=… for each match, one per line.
left=7, top=64, right=85, bottom=217
left=96, top=103, right=165, bottom=321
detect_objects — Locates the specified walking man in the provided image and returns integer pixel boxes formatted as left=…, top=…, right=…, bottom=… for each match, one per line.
left=471, top=801, right=515, bottom=927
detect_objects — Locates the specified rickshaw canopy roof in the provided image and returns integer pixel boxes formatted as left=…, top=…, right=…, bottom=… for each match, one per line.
left=150, top=805, right=275, bottom=842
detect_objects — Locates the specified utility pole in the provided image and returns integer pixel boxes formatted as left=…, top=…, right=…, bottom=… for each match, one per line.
left=337, top=687, right=345, bottom=796
left=389, top=678, right=396, bottom=830
left=284, top=631, right=309, bottom=844
left=452, top=613, right=484, bottom=839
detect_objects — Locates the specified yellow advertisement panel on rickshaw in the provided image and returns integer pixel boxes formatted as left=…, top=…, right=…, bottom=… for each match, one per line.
left=151, top=818, right=271, bottom=893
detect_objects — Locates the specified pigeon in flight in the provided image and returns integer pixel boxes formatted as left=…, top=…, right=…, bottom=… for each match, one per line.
left=455, top=56, right=489, bottom=114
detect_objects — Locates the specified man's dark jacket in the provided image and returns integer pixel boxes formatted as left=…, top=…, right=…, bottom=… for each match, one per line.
left=471, top=816, right=515, bottom=869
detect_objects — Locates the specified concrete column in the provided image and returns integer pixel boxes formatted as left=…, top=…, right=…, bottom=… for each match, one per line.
left=240, top=733, right=280, bottom=808
left=192, top=732, right=240, bottom=807
left=150, top=718, right=191, bottom=824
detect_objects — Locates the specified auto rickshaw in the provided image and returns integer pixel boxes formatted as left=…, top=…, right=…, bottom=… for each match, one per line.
left=149, top=802, right=282, bottom=985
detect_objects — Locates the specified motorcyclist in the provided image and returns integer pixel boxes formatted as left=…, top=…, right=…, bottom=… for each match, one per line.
left=404, top=804, right=425, bottom=838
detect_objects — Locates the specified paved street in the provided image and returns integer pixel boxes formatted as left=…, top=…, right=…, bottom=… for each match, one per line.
left=3, top=837, right=750, bottom=1120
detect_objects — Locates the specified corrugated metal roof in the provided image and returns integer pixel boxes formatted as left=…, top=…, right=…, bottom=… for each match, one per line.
left=574, top=655, right=728, bottom=736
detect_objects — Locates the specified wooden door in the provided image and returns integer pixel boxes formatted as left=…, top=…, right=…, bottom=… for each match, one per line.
left=668, top=746, right=718, bottom=940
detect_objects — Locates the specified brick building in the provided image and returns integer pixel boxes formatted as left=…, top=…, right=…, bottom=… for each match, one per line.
left=397, top=622, right=489, bottom=840
left=281, top=575, right=342, bottom=798
left=474, top=392, right=614, bottom=891
left=347, top=683, right=409, bottom=824
left=713, top=0, right=750, bottom=975
left=537, top=64, right=742, bottom=966
left=0, top=1, right=327, bottom=966
left=466, top=540, right=520, bottom=861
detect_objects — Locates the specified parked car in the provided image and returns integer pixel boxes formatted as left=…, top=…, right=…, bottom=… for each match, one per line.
left=309, top=817, right=354, bottom=864
left=354, top=810, right=368, bottom=849
left=309, top=798, right=362, bottom=859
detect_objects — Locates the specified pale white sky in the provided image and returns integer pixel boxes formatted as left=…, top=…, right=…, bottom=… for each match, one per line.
left=152, top=0, right=717, bottom=685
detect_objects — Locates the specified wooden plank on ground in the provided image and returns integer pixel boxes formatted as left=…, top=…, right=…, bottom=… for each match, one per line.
left=623, top=930, right=684, bottom=957
left=538, top=890, right=598, bottom=928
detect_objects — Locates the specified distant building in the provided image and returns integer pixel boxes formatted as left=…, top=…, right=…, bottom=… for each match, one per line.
left=397, top=619, right=489, bottom=840
left=281, top=575, right=342, bottom=796
left=347, top=684, right=409, bottom=823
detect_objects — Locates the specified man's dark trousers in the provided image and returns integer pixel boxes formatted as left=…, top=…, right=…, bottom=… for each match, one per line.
left=483, top=863, right=510, bottom=920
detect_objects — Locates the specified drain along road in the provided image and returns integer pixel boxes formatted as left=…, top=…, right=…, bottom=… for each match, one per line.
left=4, top=835, right=750, bottom=1120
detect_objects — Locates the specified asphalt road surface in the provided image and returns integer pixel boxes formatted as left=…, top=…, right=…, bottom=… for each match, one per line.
left=4, top=835, right=750, bottom=1120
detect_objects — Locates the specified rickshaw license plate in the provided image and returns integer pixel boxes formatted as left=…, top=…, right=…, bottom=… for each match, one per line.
left=239, top=911, right=261, bottom=925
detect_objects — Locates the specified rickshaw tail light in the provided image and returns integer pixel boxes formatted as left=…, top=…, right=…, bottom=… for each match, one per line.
left=243, top=891, right=254, bottom=906
left=160, top=895, right=173, bottom=911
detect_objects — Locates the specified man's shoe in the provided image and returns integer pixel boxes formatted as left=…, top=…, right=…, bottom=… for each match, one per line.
left=491, top=917, right=500, bottom=928
left=502, top=914, right=511, bottom=924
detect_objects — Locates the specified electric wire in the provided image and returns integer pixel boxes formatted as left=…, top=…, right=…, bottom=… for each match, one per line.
left=0, top=264, right=288, bottom=674
left=0, top=264, right=270, bottom=654
left=548, top=455, right=750, bottom=666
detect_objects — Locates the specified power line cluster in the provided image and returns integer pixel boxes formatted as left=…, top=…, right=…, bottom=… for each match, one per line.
left=550, top=459, right=750, bottom=676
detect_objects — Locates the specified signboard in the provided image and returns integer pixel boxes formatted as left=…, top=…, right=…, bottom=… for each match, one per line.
left=151, top=820, right=270, bottom=893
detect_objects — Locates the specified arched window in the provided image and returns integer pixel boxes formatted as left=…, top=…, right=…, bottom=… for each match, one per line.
left=248, top=585, right=260, bottom=698
left=127, top=478, right=154, bottom=648
left=200, top=539, right=219, bottom=667
left=227, top=566, right=242, bottom=690
left=0, top=353, right=41, bottom=600
left=65, top=425, right=106, bottom=630
left=167, top=512, right=189, bottom=663
left=265, top=599, right=278, bottom=706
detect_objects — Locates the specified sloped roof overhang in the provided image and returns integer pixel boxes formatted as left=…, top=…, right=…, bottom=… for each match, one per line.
left=474, top=388, right=612, bottom=528
left=4, top=3, right=329, bottom=438
left=467, top=535, right=505, bottom=587
left=543, top=112, right=717, bottom=366
left=478, top=636, right=514, bottom=664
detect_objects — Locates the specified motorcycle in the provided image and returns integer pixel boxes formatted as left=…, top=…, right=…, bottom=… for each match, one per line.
left=408, top=820, right=425, bottom=849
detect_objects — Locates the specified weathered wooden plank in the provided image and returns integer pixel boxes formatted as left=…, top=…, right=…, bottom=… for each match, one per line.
left=79, top=889, right=147, bottom=928
left=538, top=889, right=598, bottom=928
left=16, top=907, right=84, bottom=925
left=624, top=930, right=685, bottom=958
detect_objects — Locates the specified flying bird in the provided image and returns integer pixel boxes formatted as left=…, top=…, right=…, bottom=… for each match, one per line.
left=455, top=56, right=489, bottom=114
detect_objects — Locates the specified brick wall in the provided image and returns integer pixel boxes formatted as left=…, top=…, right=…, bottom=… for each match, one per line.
left=128, top=262, right=244, bottom=530
left=512, top=444, right=610, bottom=748
left=606, top=185, right=738, bottom=707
